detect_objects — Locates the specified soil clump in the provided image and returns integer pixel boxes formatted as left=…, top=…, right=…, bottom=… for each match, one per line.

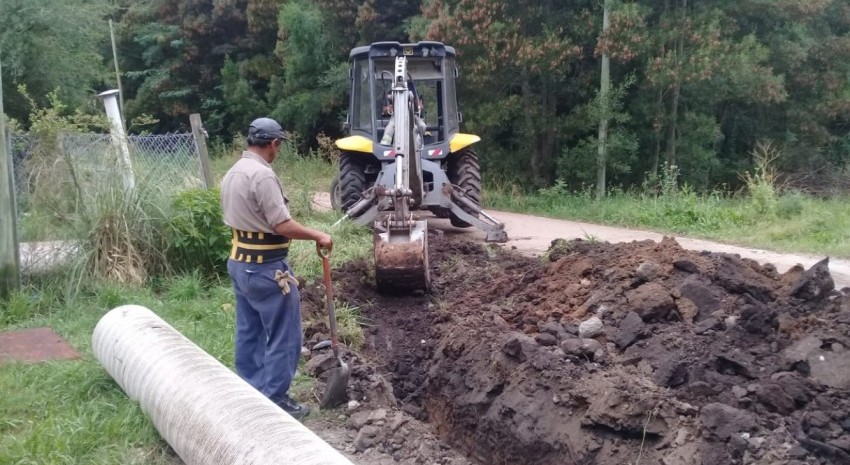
left=301, top=235, right=850, bottom=465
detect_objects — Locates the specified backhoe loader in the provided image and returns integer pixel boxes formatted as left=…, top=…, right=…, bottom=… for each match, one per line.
left=333, top=42, right=507, bottom=293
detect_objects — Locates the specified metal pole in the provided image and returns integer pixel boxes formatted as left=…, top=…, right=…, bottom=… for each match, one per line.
left=0, top=59, right=21, bottom=296
left=109, top=19, right=125, bottom=127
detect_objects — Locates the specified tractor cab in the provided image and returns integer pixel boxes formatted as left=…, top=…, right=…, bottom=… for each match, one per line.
left=344, top=41, right=461, bottom=160
left=333, top=41, right=506, bottom=293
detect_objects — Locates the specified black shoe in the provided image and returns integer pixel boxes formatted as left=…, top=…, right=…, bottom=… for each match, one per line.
left=273, top=395, right=311, bottom=420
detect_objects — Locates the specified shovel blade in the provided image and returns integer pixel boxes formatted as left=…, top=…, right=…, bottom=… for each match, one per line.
left=320, top=362, right=351, bottom=409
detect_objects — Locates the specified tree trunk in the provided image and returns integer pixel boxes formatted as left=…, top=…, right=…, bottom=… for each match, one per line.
left=543, top=83, right=557, bottom=184
left=523, top=69, right=545, bottom=186
left=651, top=0, right=670, bottom=181
left=666, top=79, right=680, bottom=168
left=665, top=0, right=687, bottom=169
left=651, top=88, right=664, bottom=178
left=596, top=0, right=611, bottom=198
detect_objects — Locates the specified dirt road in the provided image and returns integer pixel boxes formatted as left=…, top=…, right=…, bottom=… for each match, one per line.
left=461, top=209, right=850, bottom=288
left=312, top=193, right=850, bottom=288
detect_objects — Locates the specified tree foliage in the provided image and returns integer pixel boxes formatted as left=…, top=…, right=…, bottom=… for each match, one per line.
left=0, top=0, right=112, bottom=123
left=418, top=0, right=592, bottom=186
left=269, top=0, right=348, bottom=142
left=4, top=0, right=850, bottom=192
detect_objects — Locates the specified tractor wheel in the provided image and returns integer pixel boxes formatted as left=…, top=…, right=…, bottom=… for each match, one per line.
left=330, top=174, right=342, bottom=211
left=339, top=152, right=367, bottom=214
left=447, top=149, right=481, bottom=228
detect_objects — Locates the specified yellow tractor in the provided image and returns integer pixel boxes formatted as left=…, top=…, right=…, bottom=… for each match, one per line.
left=332, top=42, right=507, bottom=293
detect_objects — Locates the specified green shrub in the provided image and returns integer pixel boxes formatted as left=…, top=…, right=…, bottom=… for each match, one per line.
left=776, top=190, right=807, bottom=219
left=1, top=292, right=32, bottom=326
left=166, top=188, right=231, bottom=274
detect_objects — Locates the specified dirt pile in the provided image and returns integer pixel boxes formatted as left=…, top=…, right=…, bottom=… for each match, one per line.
left=301, top=235, right=850, bottom=465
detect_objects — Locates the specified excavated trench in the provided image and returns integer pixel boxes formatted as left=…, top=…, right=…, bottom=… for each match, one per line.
left=301, top=235, right=850, bottom=465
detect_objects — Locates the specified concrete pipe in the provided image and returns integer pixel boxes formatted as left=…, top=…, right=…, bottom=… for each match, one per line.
left=92, top=305, right=353, bottom=465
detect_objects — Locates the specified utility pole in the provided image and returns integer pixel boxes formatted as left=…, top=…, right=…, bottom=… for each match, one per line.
left=109, top=19, right=125, bottom=128
left=0, top=59, right=21, bottom=297
left=596, top=0, right=612, bottom=199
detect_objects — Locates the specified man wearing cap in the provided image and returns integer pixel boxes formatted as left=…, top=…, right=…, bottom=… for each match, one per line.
left=221, top=117, right=333, bottom=419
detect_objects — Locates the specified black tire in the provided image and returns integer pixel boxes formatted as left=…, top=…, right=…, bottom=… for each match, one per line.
left=339, top=152, right=367, bottom=213
left=330, top=175, right=342, bottom=211
left=447, top=149, right=481, bottom=228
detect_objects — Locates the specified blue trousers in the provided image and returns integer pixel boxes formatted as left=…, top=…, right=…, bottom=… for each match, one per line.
left=227, top=258, right=302, bottom=400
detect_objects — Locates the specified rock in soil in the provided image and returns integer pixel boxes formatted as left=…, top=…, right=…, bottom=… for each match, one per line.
left=300, top=235, right=850, bottom=465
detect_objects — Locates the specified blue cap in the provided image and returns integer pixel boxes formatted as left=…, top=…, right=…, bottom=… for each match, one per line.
left=248, top=117, right=287, bottom=140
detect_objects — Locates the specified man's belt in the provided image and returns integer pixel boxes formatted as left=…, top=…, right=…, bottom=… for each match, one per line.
left=229, top=229, right=290, bottom=263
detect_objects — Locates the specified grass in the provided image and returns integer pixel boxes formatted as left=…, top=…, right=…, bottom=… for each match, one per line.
left=0, top=281, right=179, bottom=464
left=1, top=227, right=370, bottom=464
left=2, top=143, right=370, bottom=464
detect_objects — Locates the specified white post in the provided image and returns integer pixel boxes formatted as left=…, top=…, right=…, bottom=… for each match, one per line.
left=108, top=20, right=126, bottom=122
left=1, top=59, right=21, bottom=296
left=98, top=89, right=135, bottom=191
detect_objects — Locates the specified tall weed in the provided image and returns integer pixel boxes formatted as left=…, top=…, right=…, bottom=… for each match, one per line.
left=741, top=140, right=780, bottom=216
left=76, top=185, right=168, bottom=286
left=1, top=292, right=33, bottom=326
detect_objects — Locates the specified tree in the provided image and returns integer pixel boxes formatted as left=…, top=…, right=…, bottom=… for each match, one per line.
left=0, top=0, right=112, bottom=124
left=118, top=0, right=281, bottom=134
left=731, top=0, right=850, bottom=179
left=612, top=1, right=785, bottom=187
left=268, top=0, right=349, bottom=145
left=417, top=0, right=591, bottom=186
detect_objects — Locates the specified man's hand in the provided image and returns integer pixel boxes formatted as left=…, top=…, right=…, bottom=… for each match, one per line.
left=316, top=232, right=333, bottom=253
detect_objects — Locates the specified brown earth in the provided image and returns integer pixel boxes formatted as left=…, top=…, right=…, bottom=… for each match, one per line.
left=300, top=234, right=850, bottom=465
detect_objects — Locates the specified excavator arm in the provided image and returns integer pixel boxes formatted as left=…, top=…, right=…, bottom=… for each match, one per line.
left=373, top=56, right=431, bottom=293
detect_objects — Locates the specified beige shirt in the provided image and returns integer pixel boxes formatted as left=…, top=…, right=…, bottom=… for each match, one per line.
left=221, top=151, right=291, bottom=233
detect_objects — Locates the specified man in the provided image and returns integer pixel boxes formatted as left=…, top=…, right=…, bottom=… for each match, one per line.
left=380, top=90, right=428, bottom=146
left=220, top=117, right=333, bottom=419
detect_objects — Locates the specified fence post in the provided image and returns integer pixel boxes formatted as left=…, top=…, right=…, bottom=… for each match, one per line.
left=0, top=59, right=21, bottom=297
left=190, top=114, right=214, bottom=189
left=98, top=89, right=135, bottom=192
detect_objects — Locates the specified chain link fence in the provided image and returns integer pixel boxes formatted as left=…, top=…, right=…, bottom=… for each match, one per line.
left=10, top=131, right=207, bottom=275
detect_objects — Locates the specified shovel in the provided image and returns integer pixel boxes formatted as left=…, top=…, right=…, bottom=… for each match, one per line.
left=318, top=245, right=351, bottom=409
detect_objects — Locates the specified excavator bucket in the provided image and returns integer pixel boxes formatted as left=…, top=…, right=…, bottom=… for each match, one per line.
left=374, top=220, right=430, bottom=293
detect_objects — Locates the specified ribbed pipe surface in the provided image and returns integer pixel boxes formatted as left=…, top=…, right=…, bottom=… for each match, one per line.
left=93, top=305, right=354, bottom=465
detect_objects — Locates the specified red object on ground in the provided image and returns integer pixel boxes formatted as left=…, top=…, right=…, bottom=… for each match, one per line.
left=0, top=327, right=80, bottom=364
